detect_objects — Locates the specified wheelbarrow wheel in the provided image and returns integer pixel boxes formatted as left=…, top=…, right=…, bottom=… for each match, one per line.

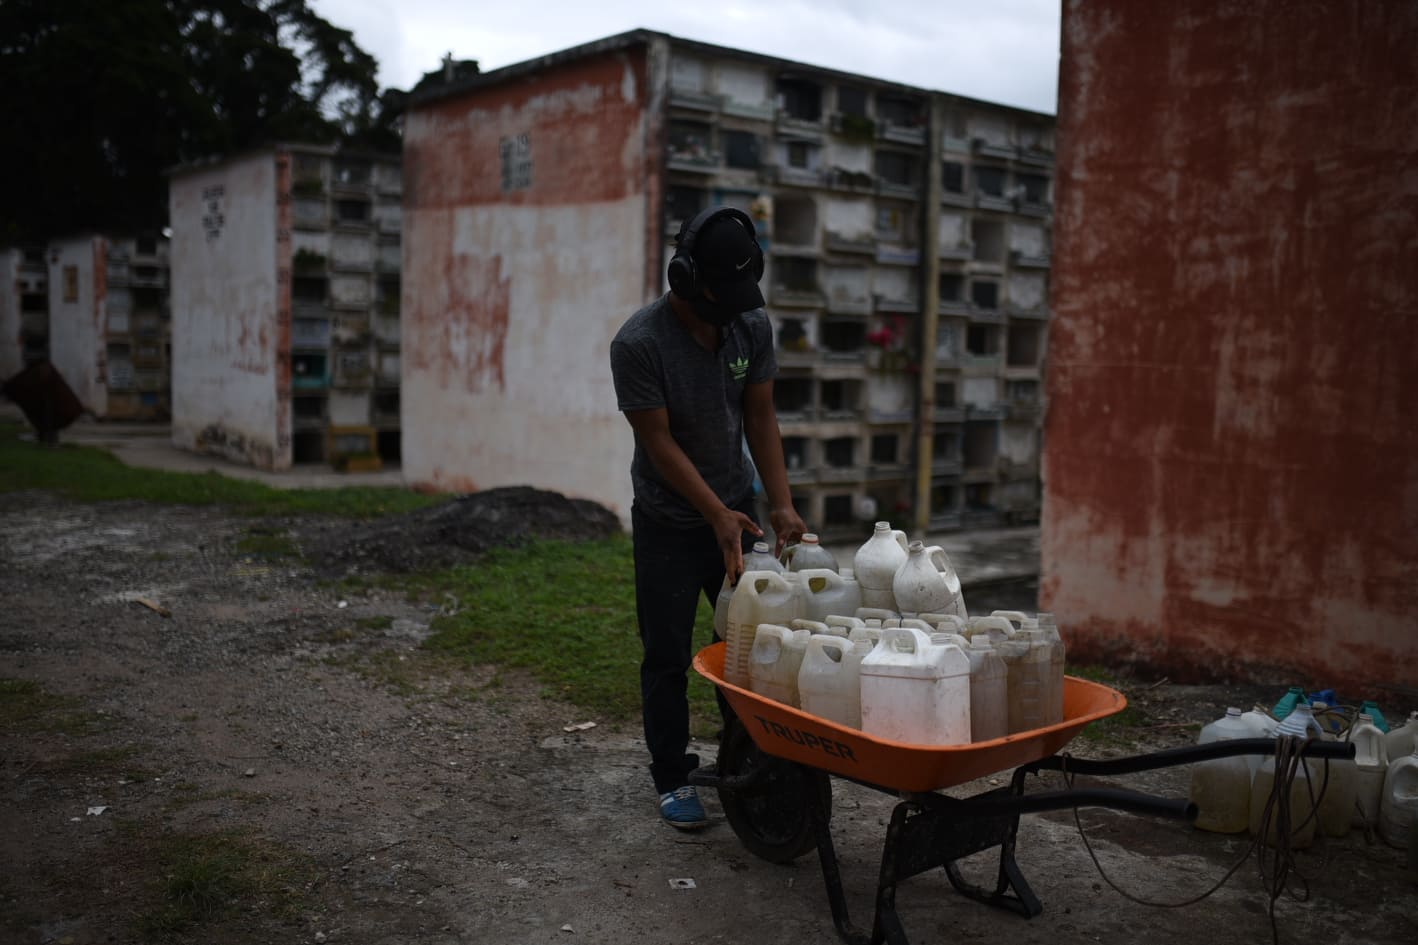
left=716, top=719, right=832, bottom=864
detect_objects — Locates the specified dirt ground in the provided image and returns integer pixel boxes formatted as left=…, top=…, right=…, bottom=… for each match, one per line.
left=2, top=492, right=1416, bottom=945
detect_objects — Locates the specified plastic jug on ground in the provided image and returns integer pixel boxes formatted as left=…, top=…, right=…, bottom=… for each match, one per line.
left=1352, top=713, right=1390, bottom=829
left=1272, top=686, right=1307, bottom=721
left=991, top=610, right=1030, bottom=630
left=1380, top=745, right=1418, bottom=850
left=855, top=606, right=898, bottom=622
left=1358, top=700, right=1390, bottom=733
left=965, top=636, right=1008, bottom=742
left=859, top=627, right=971, bottom=746
left=747, top=625, right=811, bottom=709
left=1385, top=711, right=1418, bottom=762
left=1189, top=708, right=1253, bottom=834
left=781, top=533, right=839, bottom=573
left=853, top=522, right=908, bottom=611
left=825, top=615, right=865, bottom=632
left=1248, top=707, right=1321, bottom=849
left=797, top=568, right=862, bottom=623
left=1315, top=729, right=1358, bottom=839
left=965, top=615, right=1015, bottom=646
left=892, top=540, right=966, bottom=618
left=724, top=570, right=800, bottom=688
left=798, top=634, right=869, bottom=729
left=929, top=631, right=971, bottom=649
left=713, top=541, right=783, bottom=638
left=790, top=618, right=832, bottom=635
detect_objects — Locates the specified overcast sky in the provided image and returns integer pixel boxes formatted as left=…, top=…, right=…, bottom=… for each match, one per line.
left=309, top=0, right=1062, bottom=115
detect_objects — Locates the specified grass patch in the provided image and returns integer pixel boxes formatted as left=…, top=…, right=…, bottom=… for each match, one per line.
left=134, top=829, right=314, bottom=939
left=424, top=536, right=723, bottom=736
left=235, top=527, right=301, bottom=558
left=1071, top=665, right=1148, bottom=742
left=355, top=615, right=394, bottom=631
left=0, top=677, right=110, bottom=737
left=0, top=420, right=441, bottom=519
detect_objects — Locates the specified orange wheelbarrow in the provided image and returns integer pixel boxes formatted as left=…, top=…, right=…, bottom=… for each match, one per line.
left=690, top=642, right=1353, bottom=945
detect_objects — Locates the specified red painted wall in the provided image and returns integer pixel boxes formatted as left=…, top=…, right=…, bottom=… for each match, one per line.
left=1045, top=1, right=1418, bottom=691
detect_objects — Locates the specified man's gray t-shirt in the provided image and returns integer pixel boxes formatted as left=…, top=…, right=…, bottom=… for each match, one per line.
left=609, top=294, right=776, bottom=528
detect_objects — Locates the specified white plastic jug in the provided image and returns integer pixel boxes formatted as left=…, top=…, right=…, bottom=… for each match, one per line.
left=999, top=628, right=1051, bottom=735
left=991, top=610, right=1030, bottom=630
left=781, top=533, right=839, bottom=572
left=1037, top=613, right=1066, bottom=726
left=1385, top=711, right=1418, bottom=763
left=797, top=568, right=862, bottom=623
left=853, top=522, right=908, bottom=611
left=724, top=570, right=800, bottom=688
left=1248, top=710, right=1320, bottom=849
left=747, top=625, right=811, bottom=708
left=1237, top=705, right=1279, bottom=778
left=892, top=540, right=966, bottom=618
left=1352, top=713, right=1391, bottom=828
left=859, top=627, right=971, bottom=746
left=925, top=613, right=968, bottom=634
left=965, top=615, right=1015, bottom=646
left=825, top=615, right=865, bottom=631
left=855, top=606, right=898, bottom=622
left=798, top=634, right=868, bottom=729
left=849, top=625, right=882, bottom=647
left=965, top=636, right=1008, bottom=742
left=1380, top=745, right=1418, bottom=850
left=1315, top=731, right=1358, bottom=839
left=929, top=631, right=971, bottom=649
left=1188, top=708, right=1253, bottom=834
left=713, top=541, right=783, bottom=638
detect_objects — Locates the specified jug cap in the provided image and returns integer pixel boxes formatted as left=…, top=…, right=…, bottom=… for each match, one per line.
left=801, top=533, right=821, bottom=544
left=1225, top=707, right=1242, bottom=718
left=752, top=540, right=771, bottom=553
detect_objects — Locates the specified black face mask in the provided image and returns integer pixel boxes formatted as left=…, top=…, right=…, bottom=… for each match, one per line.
left=690, top=292, right=741, bottom=328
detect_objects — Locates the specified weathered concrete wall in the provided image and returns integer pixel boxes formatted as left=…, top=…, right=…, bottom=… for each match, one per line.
left=47, top=237, right=107, bottom=416
left=1045, top=1, right=1418, bottom=690
left=169, top=153, right=287, bottom=469
left=402, top=45, right=660, bottom=520
left=0, top=250, right=22, bottom=380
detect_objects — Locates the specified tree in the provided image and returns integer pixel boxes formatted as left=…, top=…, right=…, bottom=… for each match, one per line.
left=0, top=0, right=392, bottom=243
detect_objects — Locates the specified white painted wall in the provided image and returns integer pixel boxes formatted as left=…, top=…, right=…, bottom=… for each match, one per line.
left=873, top=267, right=916, bottom=305
left=47, top=236, right=106, bottom=415
left=822, top=139, right=872, bottom=174
left=1000, top=422, right=1036, bottom=463
left=169, top=153, right=285, bottom=468
left=938, top=212, right=968, bottom=250
left=1009, top=222, right=1047, bottom=256
left=716, top=62, right=770, bottom=107
left=822, top=265, right=870, bottom=307
left=0, top=250, right=22, bottom=379
left=822, top=198, right=873, bottom=239
left=962, top=376, right=999, bottom=409
left=402, top=200, right=647, bottom=520
left=670, top=55, right=707, bottom=91
left=1008, top=271, right=1047, bottom=310
left=967, top=112, right=1012, bottom=147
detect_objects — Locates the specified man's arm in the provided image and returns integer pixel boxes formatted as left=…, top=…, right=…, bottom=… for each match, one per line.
left=623, top=407, right=763, bottom=581
left=742, top=380, right=807, bottom=556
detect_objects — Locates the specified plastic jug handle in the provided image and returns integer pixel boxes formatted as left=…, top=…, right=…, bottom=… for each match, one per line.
left=891, top=530, right=908, bottom=552
left=925, top=545, right=948, bottom=571
left=780, top=544, right=796, bottom=567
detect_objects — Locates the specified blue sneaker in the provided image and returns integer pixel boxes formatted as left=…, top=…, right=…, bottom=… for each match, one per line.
left=659, top=786, right=709, bottom=829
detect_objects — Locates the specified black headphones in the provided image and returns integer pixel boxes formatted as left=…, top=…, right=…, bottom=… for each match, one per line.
left=667, top=206, right=765, bottom=299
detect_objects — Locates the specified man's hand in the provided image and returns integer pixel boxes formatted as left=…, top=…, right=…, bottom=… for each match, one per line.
left=769, top=505, right=808, bottom=558
left=712, top=507, right=763, bottom=586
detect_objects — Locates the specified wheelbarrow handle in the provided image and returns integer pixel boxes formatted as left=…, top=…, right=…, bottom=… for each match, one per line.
left=1020, top=737, right=1355, bottom=779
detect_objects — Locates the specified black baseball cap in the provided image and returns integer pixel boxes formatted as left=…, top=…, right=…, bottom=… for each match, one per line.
left=693, top=215, right=765, bottom=312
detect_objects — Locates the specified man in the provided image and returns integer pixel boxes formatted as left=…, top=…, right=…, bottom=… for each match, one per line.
left=609, top=206, right=807, bottom=829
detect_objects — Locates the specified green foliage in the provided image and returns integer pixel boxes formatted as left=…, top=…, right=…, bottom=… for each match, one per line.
left=136, top=829, right=313, bottom=938
left=0, top=420, right=441, bottom=518
left=0, top=0, right=399, bottom=243
left=426, top=538, right=724, bottom=735
left=835, top=113, right=876, bottom=144
left=0, top=677, right=109, bottom=737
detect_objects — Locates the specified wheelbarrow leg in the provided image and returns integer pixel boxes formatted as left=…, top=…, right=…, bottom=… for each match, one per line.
left=871, top=789, right=1044, bottom=944
left=805, top=769, right=872, bottom=945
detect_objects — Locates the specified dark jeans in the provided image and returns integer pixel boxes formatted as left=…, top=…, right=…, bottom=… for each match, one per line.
left=632, top=498, right=757, bottom=795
